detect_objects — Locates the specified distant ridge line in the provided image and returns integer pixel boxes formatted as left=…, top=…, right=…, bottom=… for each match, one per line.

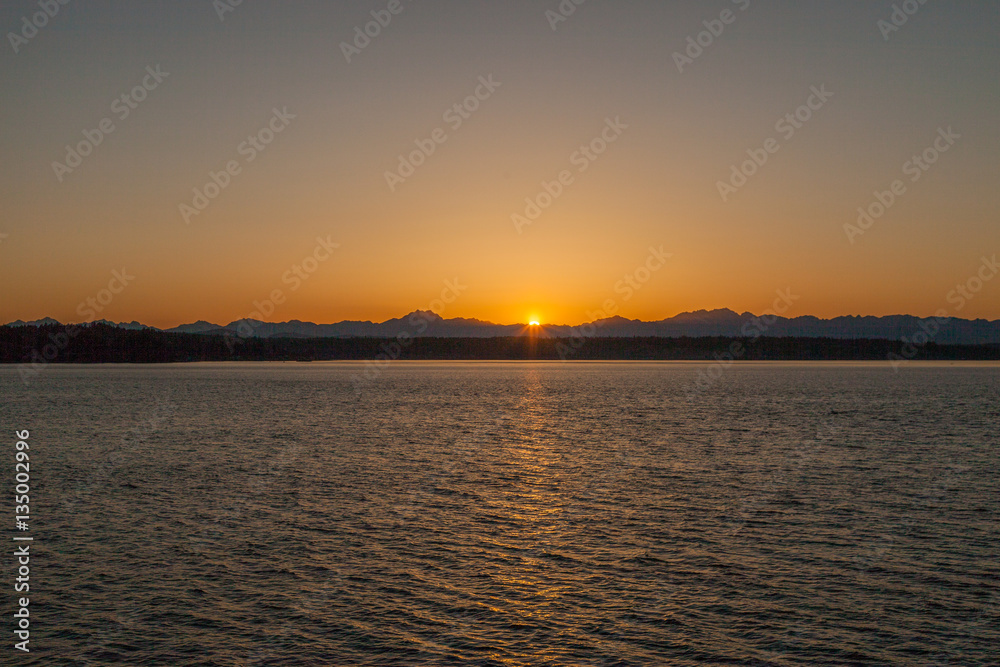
left=3, top=309, right=999, bottom=345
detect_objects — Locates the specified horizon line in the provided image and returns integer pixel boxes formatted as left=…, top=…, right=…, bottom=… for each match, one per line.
left=4, top=307, right=999, bottom=331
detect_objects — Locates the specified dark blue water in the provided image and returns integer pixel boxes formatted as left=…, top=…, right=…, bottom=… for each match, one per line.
left=1, top=362, right=998, bottom=665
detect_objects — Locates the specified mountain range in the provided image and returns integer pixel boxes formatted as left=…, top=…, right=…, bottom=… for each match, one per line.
left=4, top=309, right=999, bottom=345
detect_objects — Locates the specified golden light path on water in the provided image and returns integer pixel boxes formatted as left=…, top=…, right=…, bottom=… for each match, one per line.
left=3, top=362, right=997, bottom=664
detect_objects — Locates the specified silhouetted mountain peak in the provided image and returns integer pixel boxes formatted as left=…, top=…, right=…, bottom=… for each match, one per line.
left=594, top=315, right=638, bottom=325
left=408, top=310, right=442, bottom=321
left=7, top=310, right=1000, bottom=345
left=8, top=317, right=61, bottom=327
left=666, top=308, right=742, bottom=323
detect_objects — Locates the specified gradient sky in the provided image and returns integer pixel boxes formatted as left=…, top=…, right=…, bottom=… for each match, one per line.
left=1, top=0, right=998, bottom=328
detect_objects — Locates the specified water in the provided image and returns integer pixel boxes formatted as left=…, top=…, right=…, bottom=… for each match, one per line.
left=1, top=362, right=998, bottom=665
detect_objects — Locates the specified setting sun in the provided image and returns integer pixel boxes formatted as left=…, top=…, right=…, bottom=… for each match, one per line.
left=529, top=320, right=540, bottom=326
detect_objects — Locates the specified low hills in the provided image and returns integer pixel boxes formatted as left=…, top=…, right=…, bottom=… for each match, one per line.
left=4, top=309, right=998, bottom=345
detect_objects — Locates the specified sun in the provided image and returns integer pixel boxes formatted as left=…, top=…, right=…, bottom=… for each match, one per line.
left=529, top=320, right=540, bottom=326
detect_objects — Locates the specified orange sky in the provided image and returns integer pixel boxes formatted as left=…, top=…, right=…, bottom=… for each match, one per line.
left=1, top=1, right=998, bottom=327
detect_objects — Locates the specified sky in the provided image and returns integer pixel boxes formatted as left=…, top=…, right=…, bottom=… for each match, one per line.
left=1, top=0, right=998, bottom=328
